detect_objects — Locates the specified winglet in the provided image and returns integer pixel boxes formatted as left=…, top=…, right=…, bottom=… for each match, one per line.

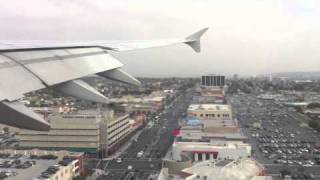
left=185, top=27, right=209, bottom=53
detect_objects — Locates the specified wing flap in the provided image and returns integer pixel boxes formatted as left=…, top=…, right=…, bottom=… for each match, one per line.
left=0, top=101, right=50, bottom=131
left=53, top=79, right=109, bottom=104
left=98, top=68, right=141, bottom=86
left=0, top=55, right=45, bottom=101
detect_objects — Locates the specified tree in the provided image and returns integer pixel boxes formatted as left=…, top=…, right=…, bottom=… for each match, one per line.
left=307, top=102, right=320, bottom=109
left=3, top=127, right=9, bottom=134
left=309, top=120, right=320, bottom=131
left=280, top=169, right=291, bottom=177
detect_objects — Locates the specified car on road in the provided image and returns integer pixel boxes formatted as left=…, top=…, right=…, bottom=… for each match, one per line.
left=137, top=151, right=144, bottom=158
left=116, top=158, right=122, bottom=163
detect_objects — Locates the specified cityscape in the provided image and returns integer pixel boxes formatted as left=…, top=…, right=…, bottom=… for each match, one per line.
left=1, top=74, right=320, bottom=179
left=1, top=1, right=320, bottom=180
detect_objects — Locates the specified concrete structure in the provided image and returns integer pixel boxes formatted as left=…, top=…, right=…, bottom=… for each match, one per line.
left=115, top=91, right=170, bottom=115
left=106, top=114, right=131, bottom=154
left=187, top=104, right=232, bottom=120
left=163, top=154, right=193, bottom=175
left=158, top=159, right=271, bottom=180
left=18, top=109, right=131, bottom=155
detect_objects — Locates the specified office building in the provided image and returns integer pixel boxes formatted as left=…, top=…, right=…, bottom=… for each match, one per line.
left=18, top=109, right=131, bottom=155
left=106, top=113, right=131, bottom=154
left=201, top=74, right=225, bottom=87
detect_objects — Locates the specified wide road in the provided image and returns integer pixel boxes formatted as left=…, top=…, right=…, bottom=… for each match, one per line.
left=97, top=89, right=194, bottom=180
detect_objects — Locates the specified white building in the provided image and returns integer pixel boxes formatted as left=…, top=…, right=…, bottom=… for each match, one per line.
left=180, top=159, right=270, bottom=180
left=158, top=158, right=271, bottom=180
left=172, top=140, right=251, bottom=162
left=174, top=103, right=249, bottom=162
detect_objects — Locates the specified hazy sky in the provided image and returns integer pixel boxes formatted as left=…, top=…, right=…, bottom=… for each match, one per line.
left=1, top=0, right=320, bottom=77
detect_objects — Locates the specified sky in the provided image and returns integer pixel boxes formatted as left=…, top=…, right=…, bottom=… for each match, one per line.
left=1, top=0, right=320, bottom=77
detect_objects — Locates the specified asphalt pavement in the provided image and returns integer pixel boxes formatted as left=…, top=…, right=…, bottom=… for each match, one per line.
left=228, top=93, right=320, bottom=179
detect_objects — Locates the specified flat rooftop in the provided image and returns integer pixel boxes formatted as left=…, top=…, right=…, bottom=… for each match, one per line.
left=180, top=159, right=265, bottom=180
left=49, top=108, right=128, bottom=123
left=188, top=104, right=231, bottom=111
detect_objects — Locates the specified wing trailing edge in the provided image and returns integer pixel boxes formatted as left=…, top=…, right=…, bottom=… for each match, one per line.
left=98, top=68, right=141, bottom=86
left=0, top=101, right=50, bottom=131
left=54, top=79, right=109, bottom=104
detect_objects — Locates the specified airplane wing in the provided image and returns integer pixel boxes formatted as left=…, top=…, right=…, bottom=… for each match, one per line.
left=0, top=28, right=208, bottom=131
left=0, top=28, right=208, bottom=52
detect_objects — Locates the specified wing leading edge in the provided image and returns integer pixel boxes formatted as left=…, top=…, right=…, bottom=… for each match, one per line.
left=0, top=28, right=208, bottom=131
left=0, top=28, right=208, bottom=52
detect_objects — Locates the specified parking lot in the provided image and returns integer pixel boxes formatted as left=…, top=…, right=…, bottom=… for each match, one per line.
left=0, top=153, right=58, bottom=179
left=229, top=93, right=320, bottom=178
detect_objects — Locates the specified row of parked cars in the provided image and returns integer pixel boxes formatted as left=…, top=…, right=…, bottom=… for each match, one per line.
left=0, top=159, right=36, bottom=169
left=0, top=153, right=58, bottom=160
left=39, top=164, right=60, bottom=179
left=235, top=94, right=320, bottom=168
left=252, top=121, right=320, bottom=166
left=30, top=154, right=58, bottom=160
left=0, top=170, right=17, bottom=179
left=38, top=157, right=74, bottom=179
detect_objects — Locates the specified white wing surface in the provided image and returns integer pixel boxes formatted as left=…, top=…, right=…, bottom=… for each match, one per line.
left=0, top=28, right=208, bottom=131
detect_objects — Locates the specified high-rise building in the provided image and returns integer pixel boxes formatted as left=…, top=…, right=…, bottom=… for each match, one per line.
left=201, top=74, right=225, bottom=87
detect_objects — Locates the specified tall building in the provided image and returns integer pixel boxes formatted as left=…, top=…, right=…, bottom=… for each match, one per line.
left=201, top=74, right=225, bottom=87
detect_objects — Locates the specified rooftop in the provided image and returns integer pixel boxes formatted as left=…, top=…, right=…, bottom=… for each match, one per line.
left=179, top=158, right=267, bottom=180
left=188, top=104, right=231, bottom=111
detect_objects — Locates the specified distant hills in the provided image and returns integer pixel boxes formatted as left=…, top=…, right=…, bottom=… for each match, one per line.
left=264, top=71, right=320, bottom=80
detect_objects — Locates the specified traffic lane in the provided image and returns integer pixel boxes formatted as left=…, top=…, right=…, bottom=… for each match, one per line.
left=106, top=90, right=192, bottom=172
left=121, top=129, right=154, bottom=158
left=106, top=159, right=162, bottom=170
left=120, top=92, right=189, bottom=159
